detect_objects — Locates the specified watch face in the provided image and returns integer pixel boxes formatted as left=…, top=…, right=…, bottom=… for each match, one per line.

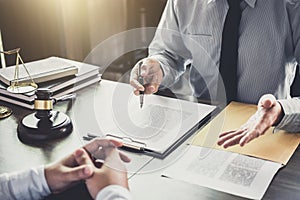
left=0, top=105, right=12, bottom=119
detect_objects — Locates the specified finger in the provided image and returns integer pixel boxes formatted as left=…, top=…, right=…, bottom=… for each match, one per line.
left=74, top=148, right=95, bottom=166
left=144, top=84, right=158, bottom=94
left=217, top=130, right=244, bottom=146
left=60, top=153, right=78, bottom=168
left=90, top=140, right=130, bottom=163
left=130, top=78, right=144, bottom=91
left=109, top=139, right=123, bottom=147
left=75, top=148, right=104, bottom=169
left=133, top=84, right=156, bottom=95
left=239, top=129, right=260, bottom=146
left=222, top=134, right=245, bottom=148
left=119, top=151, right=131, bottom=163
left=84, top=138, right=118, bottom=155
left=133, top=89, right=140, bottom=96
left=259, top=94, right=276, bottom=108
left=218, top=130, right=236, bottom=138
left=64, top=164, right=94, bottom=181
left=90, top=147, right=131, bottom=164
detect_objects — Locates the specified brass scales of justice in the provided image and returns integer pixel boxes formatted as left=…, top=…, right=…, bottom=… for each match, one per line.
left=0, top=48, right=38, bottom=119
left=1, top=48, right=38, bottom=93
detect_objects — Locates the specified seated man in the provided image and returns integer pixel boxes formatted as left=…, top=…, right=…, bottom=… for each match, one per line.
left=0, top=139, right=131, bottom=200
left=130, top=0, right=300, bottom=147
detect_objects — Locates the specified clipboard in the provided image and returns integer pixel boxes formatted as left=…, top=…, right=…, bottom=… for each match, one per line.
left=102, top=109, right=215, bottom=159
left=81, top=80, right=217, bottom=159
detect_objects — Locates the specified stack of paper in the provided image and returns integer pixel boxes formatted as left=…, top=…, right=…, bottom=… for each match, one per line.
left=0, top=57, right=78, bottom=85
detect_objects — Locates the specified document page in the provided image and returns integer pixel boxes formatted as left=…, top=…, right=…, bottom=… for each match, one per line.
left=92, top=81, right=216, bottom=155
left=162, top=145, right=282, bottom=200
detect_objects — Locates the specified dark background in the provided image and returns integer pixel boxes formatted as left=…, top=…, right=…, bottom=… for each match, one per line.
left=0, top=0, right=298, bottom=96
left=0, top=0, right=167, bottom=81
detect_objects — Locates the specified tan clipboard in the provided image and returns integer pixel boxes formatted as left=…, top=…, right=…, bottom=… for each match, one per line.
left=191, top=102, right=300, bottom=165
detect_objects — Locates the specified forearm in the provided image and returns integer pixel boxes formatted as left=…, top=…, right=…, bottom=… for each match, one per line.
left=148, top=0, right=190, bottom=88
left=96, top=185, right=132, bottom=200
left=0, top=166, right=51, bottom=200
left=276, top=97, right=300, bottom=132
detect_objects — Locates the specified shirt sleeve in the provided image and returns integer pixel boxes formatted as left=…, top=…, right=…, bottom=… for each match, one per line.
left=96, top=185, right=132, bottom=200
left=0, top=166, right=51, bottom=200
left=276, top=98, right=300, bottom=132
left=148, top=0, right=192, bottom=88
left=271, top=1, right=300, bottom=133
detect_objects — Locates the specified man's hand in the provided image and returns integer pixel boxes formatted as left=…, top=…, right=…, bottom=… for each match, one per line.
left=217, top=94, right=284, bottom=148
left=44, top=138, right=130, bottom=195
left=76, top=139, right=131, bottom=199
left=130, top=58, right=163, bottom=95
left=44, top=148, right=94, bottom=194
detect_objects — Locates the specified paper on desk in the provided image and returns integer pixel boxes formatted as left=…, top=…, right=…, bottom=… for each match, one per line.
left=90, top=81, right=216, bottom=156
left=162, top=145, right=281, bottom=200
left=191, top=102, right=300, bottom=165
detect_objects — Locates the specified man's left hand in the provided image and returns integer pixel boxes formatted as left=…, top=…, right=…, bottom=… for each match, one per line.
left=217, top=94, right=284, bottom=148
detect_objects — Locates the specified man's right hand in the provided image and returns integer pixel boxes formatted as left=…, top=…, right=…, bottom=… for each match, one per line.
left=130, top=58, right=163, bottom=95
left=76, top=140, right=131, bottom=199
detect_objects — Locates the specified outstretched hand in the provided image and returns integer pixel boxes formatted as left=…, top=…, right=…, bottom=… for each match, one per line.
left=217, top=94, right=284, bottom=148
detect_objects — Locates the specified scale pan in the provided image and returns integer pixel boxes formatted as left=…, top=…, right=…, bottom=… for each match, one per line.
left=7, top=83, right=38, bottom=94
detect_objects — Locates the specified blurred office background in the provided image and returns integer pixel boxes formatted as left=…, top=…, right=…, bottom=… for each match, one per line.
left=0, top=0, right=167, bottom=81
left=1, top=0, right=298, bottom=98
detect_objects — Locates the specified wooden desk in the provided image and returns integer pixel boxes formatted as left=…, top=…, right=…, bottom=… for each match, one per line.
left=0, top=80, right=300, bottom=200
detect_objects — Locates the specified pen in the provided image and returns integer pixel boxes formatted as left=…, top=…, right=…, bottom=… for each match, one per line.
left=83, top=133, right=155, bottom=153
left=122, top=144, right=155, bottom=154
left=53, top=93, right=76, bottom=104
left=83, top=147, right=104, bottom=168
left=138, top=62, right=144, bottom=109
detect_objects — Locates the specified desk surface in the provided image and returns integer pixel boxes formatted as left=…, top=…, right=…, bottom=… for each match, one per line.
left=0, top=79, right=300, bottom=200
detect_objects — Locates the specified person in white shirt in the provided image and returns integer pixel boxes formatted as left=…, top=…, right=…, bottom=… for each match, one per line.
left=0, top=139, right=132, bottom=200
left=130, top=0, right=300, bottom=148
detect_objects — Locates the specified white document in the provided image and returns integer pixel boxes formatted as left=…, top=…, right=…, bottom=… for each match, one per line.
left=162, top=145, right=282, bottom=200
left=92, top=81, right=216, bottom=156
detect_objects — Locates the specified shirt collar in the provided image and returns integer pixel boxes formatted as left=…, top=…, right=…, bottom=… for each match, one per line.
left=207, top=0, right=257, bottom=8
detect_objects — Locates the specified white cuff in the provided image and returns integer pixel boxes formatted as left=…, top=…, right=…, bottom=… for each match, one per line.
left=96, top=185, right=132, bottom=200
left=275, top=98, right=300, bottom=132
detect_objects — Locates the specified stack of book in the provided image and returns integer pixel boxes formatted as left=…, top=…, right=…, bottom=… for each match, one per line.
left=0, top=57, right=101, bottom=109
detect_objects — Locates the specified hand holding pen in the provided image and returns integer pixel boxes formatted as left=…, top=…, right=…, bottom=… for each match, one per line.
left=129, top=58, right=164, bottom=106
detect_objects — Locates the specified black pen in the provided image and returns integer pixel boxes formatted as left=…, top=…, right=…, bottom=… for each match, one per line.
left=82, top=147, right=104, bottom=168
left=138, top=62, right=144, bottom=109
left=83, top=133, right=155, bottom=153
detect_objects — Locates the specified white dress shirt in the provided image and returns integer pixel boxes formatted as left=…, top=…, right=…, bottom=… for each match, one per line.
left=149, top=0, right=300, bottom=132
left=0, top=166, right=132, bottom=200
